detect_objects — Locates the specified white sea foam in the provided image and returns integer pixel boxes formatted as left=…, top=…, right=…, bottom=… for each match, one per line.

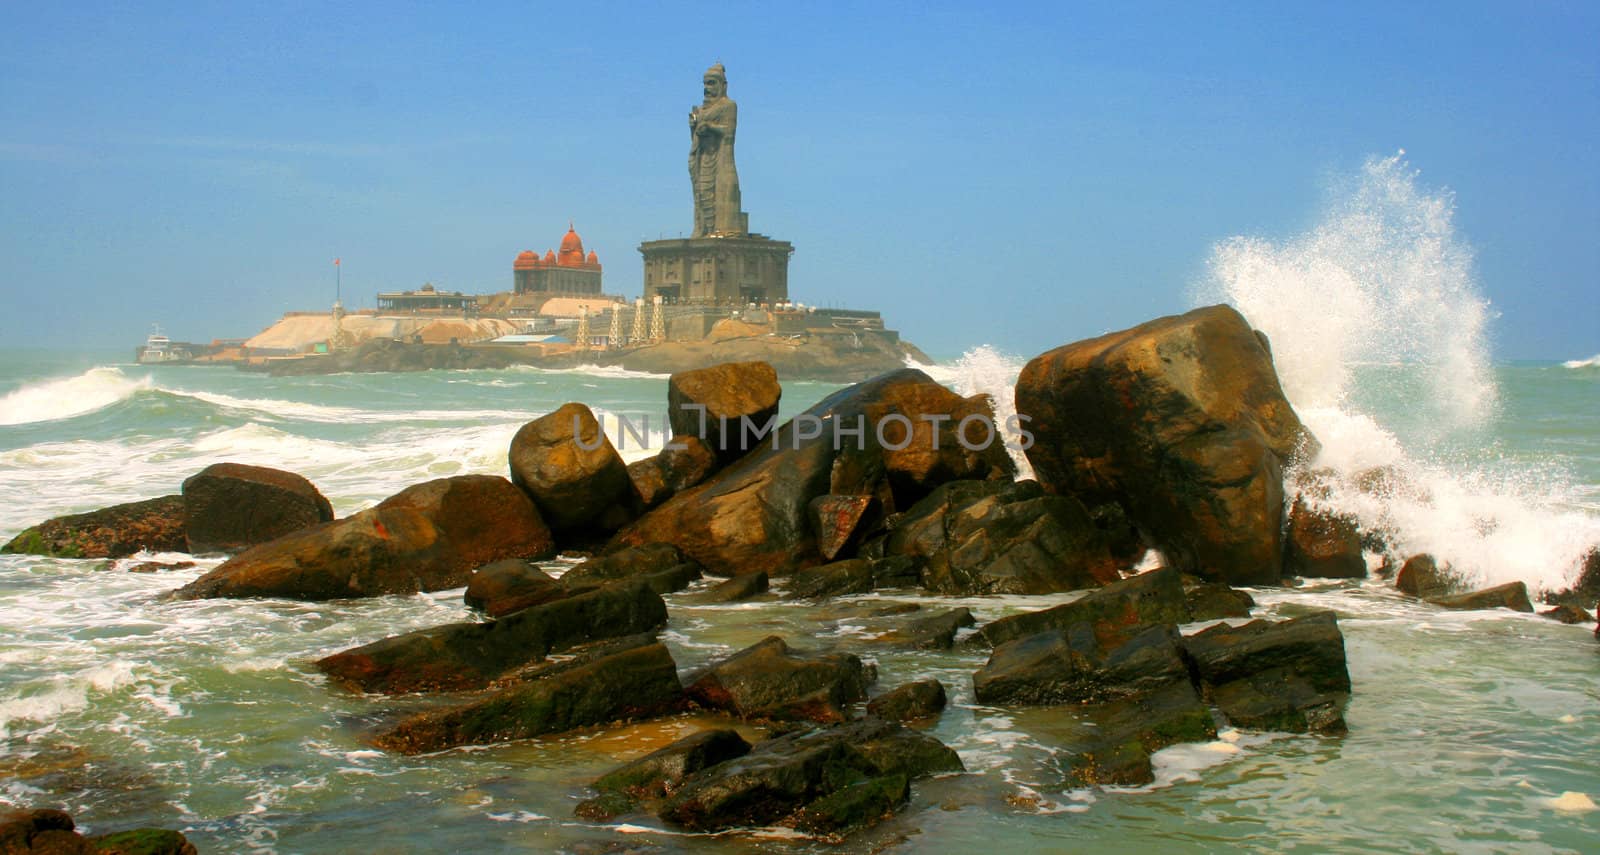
left=1202, top=152, right=1600, bottom=592
left=914, top=345, right=1035, bottom=479
left=1562, top=353, right=1600, bottom=370
left=0, top=367, right=153, bottom=426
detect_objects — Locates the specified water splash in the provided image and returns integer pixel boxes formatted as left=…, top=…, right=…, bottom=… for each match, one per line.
left=917, top=345, right=1034, bottom=479
left=1202, top=152, right=1599, bottom=592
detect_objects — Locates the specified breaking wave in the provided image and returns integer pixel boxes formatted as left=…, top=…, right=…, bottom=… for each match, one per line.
left=0, top=367, right=152, bottom=426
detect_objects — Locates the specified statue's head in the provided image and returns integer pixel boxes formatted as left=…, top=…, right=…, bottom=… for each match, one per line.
left=703, top=63, right=727, bottom=100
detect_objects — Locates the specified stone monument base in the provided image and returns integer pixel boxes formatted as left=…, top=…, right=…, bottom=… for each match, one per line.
left=639, top=235, right=793, bottom=305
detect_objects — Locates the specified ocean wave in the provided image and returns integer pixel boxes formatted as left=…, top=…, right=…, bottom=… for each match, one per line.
left=173, top=389, right=518, bottom=424
left=911, top=345, right=1034, bottom=478
left=1562, top=353, right=1599, bottom=369
left=0, top=367, right=153, bottom=426
left=503, top=363, right=670, bottom=380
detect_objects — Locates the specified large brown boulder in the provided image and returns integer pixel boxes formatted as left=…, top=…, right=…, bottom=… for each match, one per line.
left=1015, top=305, right=1312, bottom=585
left=612, top=369, right=1006, bottom=577
left=884, top=479, right=1122, bottom=595
left=667, top=360, right=782, bottom=462
left=374, top=639, right=683, bottom=754
left=463, top=559, right=564, bottom=618
left=182, top=462, right=335, bottom=554
left=175, top=475, right=554, bottom=600
left=3, top=496, right=186, bottom=559
left=1282, top=498, right=1366, bottom=579
left=316, top=580, right=666, bottom=693
left=627, top=435, right=719, bottom=509
left=509, top=402, right=635, bottom=535
left=1395, top=553, right=1454, bottom=598
left=683, top=636, right=870, bottom=723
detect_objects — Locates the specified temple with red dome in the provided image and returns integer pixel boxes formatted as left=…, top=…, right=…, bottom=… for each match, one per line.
left=513, top=224, right=604, bottom=296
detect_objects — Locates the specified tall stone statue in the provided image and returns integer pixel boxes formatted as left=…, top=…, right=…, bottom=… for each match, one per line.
left=689, top=62, right=746, bottom=237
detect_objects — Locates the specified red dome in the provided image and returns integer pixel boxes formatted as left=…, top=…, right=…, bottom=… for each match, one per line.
left=557, top=225, right=586, bottom=267
left=513, top=250, right=539, bottom=271
left=543, top=249, right=557, bottom=264
left=585, top=250, right=600, bottom=268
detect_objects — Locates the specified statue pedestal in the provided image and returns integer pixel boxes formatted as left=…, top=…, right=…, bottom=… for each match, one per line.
left=639, top=234, right=793, bottom=306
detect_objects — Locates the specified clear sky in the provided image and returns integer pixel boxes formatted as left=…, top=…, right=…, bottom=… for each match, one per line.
left=2, top=2, right=1595, bottom=360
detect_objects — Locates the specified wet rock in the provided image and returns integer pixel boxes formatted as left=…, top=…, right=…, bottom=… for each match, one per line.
left=316, top=580, right=666, bottom=693
left=667, top=360, right=782, bottom=462
left=1016, top=305, right=1314, bottom=585
left=464, top=559, right=563, bottom=618
left=658, top=718, right=960, bottom=833
left=1059, top=682, right=1217, bottom=787
left=810, top=494, right=881, bottom=562
left=1427, top=581, right=1535, bottom=613
left=509, top=402, right=636, bottom=536
left=865, top=679, right=948, bottom=722
left=869, top=555, right=921, bottom=589
left=562, top=543, right=689, bottom=588
left=3, top=496, right=186, bottom=560
left=1182, top=611, right=1352, bottom=734
left=637, top=562, right=703, bottom=596
left=686, top=571, right=769, bottom=604
left=978, top=567, right=1190, bottom=648
left=684, top=636, right=870, bottom=723
left=612, top=369, right=1013, bottom=577
left=785, top=558, right=875, bottom=600
left=1283, top=498, right=1366, bottom=579
left=374, top=641, right=683, bottom=754
left=627, top=435, right=719, bottom=509
left=974, top=623, right=1194, bottom=706
left=181, top=462, right=335, bottom=554
left=124, top=560, right=196, bottom=573
left=885, top=479, right=1122, bottom=596
left=1395, top=553, right=1453, bottom=599
left=790, top=774, right=909, bottom=835
left=1185, top=583, right=1255, bottom=621
left=0, top=808, right=197, bottom=855
left=874, top=608, right=975, bottom=650
left=1544, top=548, right=1600, bottom=610
left=176, top=475, right=554, bottom=600
left=1540, top=604, right=1595, bottom=624
left=578, top=728, right=754, bottom=820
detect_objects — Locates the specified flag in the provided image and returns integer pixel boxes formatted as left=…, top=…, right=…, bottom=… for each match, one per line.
left=334, top=258, right=340, bottom=266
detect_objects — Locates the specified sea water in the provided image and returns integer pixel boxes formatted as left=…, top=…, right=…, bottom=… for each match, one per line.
left=2, top=158, right=1597, bottom=852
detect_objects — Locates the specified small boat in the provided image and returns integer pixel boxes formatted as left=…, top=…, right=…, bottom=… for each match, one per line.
left=136, top=325, right=194, bottom=364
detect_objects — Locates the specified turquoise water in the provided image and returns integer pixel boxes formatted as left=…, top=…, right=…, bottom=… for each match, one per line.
left=0, top=349, right=1596, bottom=852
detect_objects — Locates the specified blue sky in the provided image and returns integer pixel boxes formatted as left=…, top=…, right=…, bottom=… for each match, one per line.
left=1, top=1, right=1595, bottom=359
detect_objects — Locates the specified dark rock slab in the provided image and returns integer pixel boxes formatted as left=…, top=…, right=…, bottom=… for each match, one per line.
left=885, top=479, right=1122, bottom=596
left=3, top=496, right=186, bottom=560
left=974, top=623, right=1192, bottom=706
left=464, top=558, right=563, bottom=618
left=1428, top=581, right=1535, bottom=613
left=687, top=571, right=769, bottom=604
left=865, top=679, right=948, bottom=722
left=1182, top=610, right=1351, bottom=734
left=577, top=727, right=753, bottom=820
left=785, top=558, right=874, bottom=600
left=1396, top=553, right=1454, bottom=599
left=0, top=807, right=198, bottom=854
left=668, top=360, right=783, bottom=462
left=1185, top=583, right=1255, bottom=621
left=1016, top=305, right=1315, bottom=585
left=874, top=608, right=975, bottom=650
left=560, top=543, right=688, bottom=587
left=316, top=580, right=666, bottom=693
left=684, top=636, right=870, bottom=723
left=176, top=475, right=554, bottom=600
left=1060, top=681, right=1217, bottom=787
left=1540, top=604, right=1595, bottom=624
left=1544, top=548, right=1599, bottom=610
left=628, top=435, right=719, bottom=509
left=1283, top=498, right=1365, bottom=579
left=182, top=462, right=335, bottom=554
left=978, top=567, right=1190, bottom=648
left=869, top=555, right=921, bottom=589
left=509, top=402, right=636, bottom=535
left=373, top=641, right=683, bottom=754
left=638, top=562, right=703, bottom=596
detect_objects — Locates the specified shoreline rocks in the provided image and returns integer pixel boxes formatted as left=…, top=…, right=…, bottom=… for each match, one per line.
left=3, top=496, right=187, bottom=560
left=181, top=462, right=334, bottom=554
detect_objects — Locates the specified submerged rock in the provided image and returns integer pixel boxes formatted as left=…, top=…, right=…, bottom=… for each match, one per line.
left=3, top=495, right=186, bottom=560
left=316, top=580, right=667, bottom=693
left=657, top=718, right=961, bottom=833
left=785, top=558, right=875, bottom=600
left=1540, top=604, right=1595, bottom=624
left=508, top=402, right=636, bottom=536
left=577, top=728, right=754, bottom=821
left=977, top=567, right=1190, bottom=648
left=1016, top=305, right=1313, bottom=585
left=463, top=558, right=563, bottom=618
left=181, top=462, right=335, bottom=554
left=686, top=570, right=769, bottom=604
left=1059, top=682, right=1217, bottom=787
left=559, top=543, right=688, bottom=587
left=667, top=360, right=782, bottom=462
left=683, top=636, right=870, bottom=723
left=176, top=475, right=554, bottom=600
left=0, top=807, right=198, bottom=855
left=873, top=608, right=975, bottom=650
left=973, top=623, right=1194, bottom=706
left=374, top=640, right=683, bottom=754
left=1185, top=582, right=1255, bottom=621
left=1427, top=581, right=1535, bottom=613
left=866, top=679, right=948, bottom=722
left=1182, top=611, right=1352, bottom=734
left=884, top=479, right=1122, bottom=596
